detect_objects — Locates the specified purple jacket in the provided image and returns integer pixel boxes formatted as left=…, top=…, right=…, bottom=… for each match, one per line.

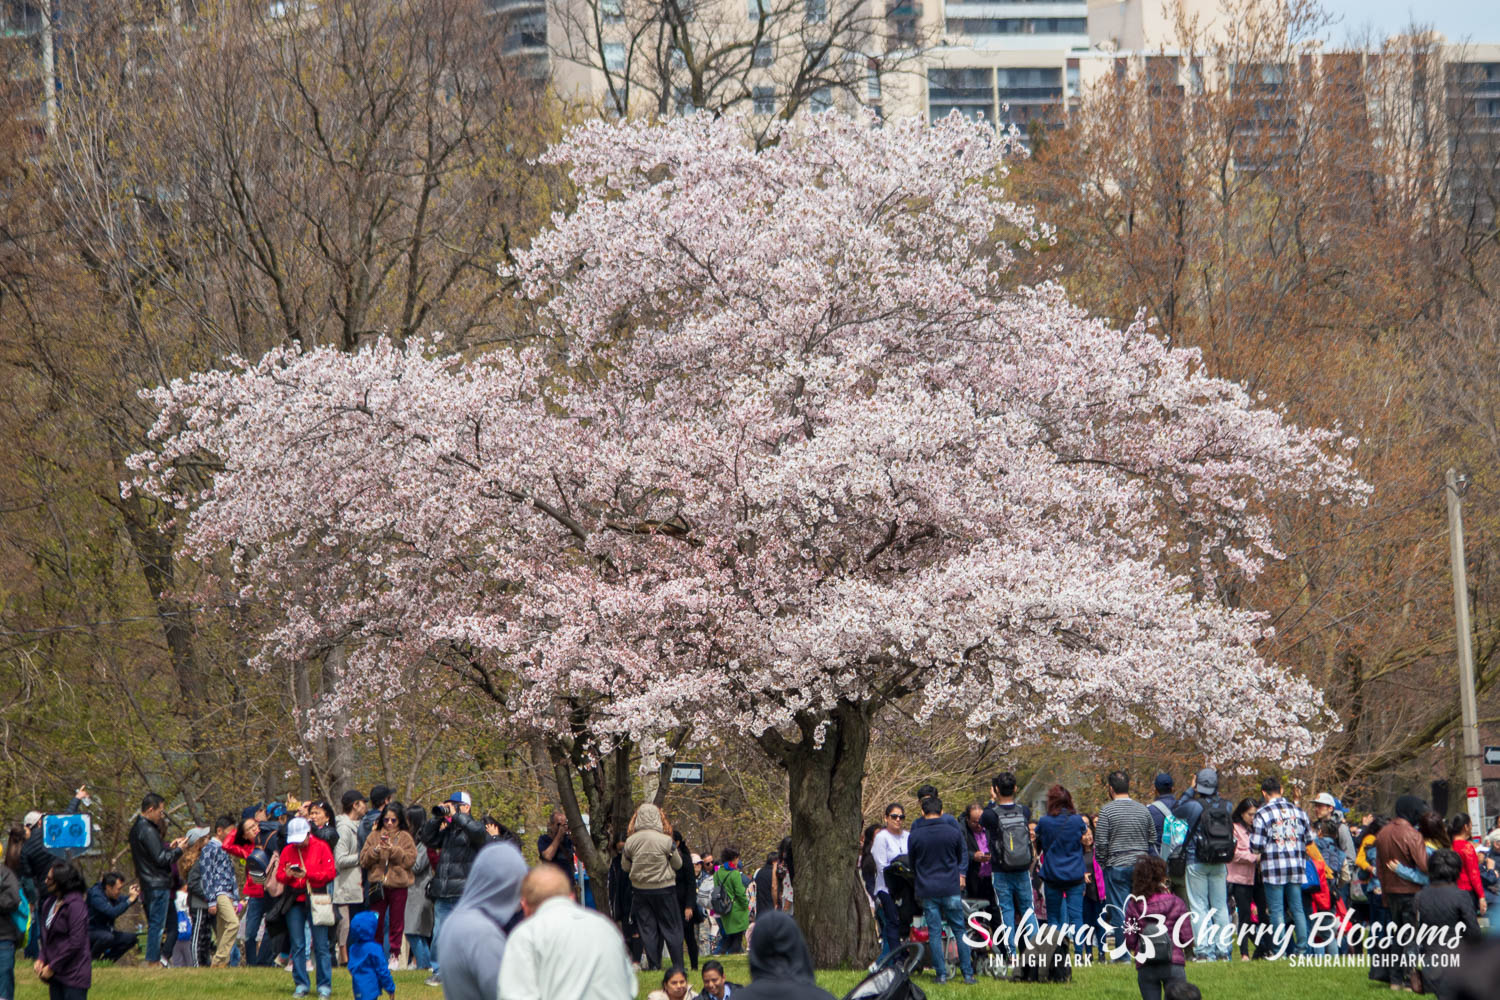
left=1124, top=891, right=1191, bottom=966
left=40, top=891, right=92, bottom=989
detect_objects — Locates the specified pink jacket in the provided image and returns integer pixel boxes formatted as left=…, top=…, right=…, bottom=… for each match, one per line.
left=1228, top=823, right=1259, bottom=885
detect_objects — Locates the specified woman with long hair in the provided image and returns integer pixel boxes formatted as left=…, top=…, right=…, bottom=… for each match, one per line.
left=624, top=803, right=683, bottom=971
left=1124, top=855, right=1189, bottom=1000
left=36, top=861, right=90, bottom=1000
left=360, top=801, right=417, bottom=961
left=1033, top=785, right=1087, bottom=945
left=1227, top=798, right=1260, bottom=960
left=403, top=805, right=435, bottom=971
left=672, top=830, right=704, bottom=970
left=2, top=826, right=25, bottom=1000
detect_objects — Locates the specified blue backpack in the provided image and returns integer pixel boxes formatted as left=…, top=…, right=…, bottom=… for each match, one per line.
left=11, top=891, right=29, bottom=940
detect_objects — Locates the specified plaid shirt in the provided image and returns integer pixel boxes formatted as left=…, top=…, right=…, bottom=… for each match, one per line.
left=198, top=839, right=239, bottom=901
left=1249, top=797, right=1312, bottom=885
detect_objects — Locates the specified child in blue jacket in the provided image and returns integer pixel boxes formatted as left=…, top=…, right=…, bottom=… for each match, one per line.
left=348, top=910, right=396, bottom=1000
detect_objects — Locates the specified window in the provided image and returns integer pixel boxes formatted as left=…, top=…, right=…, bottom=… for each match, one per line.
left=867, top=66, right=881, bottom=101
left=806, top=0, right=827, bottom=23
left=748, top=0, right=763, bottom=20
left=753, top=42, right=773, bottom=68
left=671, top=47, right=686, bottom=69
left=602, top=0, right=623, bottom=22
left=810, top=87, right=833, bottom=112
left=1066, top=65, right=1079, bottom=95
left=945, top=17, right=1086, bottom=36
left=604, top=42, right=626, bottom=73
left=753, top=85, right=776, bottom=115
left=503, top=12, right=547, bottom=52
left=673, top=86, right=695, bottom=114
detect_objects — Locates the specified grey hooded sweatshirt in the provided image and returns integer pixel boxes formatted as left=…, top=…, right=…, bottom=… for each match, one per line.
left=622, top=803, right=681, bottom=890
left=439, top=841, right=526, bottom=1000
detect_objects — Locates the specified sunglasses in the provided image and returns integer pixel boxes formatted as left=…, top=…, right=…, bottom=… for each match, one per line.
left=888, top=813, right=905, bottom=820
left=383, top=816, right=399, bottom=824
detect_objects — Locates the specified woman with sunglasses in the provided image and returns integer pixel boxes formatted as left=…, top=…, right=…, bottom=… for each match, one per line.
left=359, top=802, right=417, bottom=965
left=871, top=803, right=910, bottom=964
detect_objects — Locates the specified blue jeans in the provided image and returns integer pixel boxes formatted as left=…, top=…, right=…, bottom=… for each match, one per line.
left=286, top=901, right=332, bottom=993
left=406, top=934, right=433, bottom=970
left=430, top=897, right=456, bottom=975
left=241, top=896, right=269, bottom=965
left=991, top=869, right=1037, bottom=952
left=874, top=891, right=901, bottom=961
left=1103, top=866, right=1134, bottom=955
left=1185, top=862, right=1230, bottom=960
left=141, top=884, right=171, bottom=964
left=920, top=895, right=973, bottom=981
left=1043, top=881, right=1085, bottom=944
left=1263, top=880, right=1308, bottom=956
left=0, top=939, right=15, bottom=1000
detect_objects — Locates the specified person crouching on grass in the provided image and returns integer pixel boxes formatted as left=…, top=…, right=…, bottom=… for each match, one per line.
left=1124, top=855, right=1192, bottom=1000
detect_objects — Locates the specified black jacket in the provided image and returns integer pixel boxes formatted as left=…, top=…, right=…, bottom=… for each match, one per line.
left=0, top=865, right=19, bottom=944
left=419, top=810, right=486, bottom=901
left=129, top=814, right=181, bottom=889
left=674, top=843, right=702, bottom=924
left=19, top=834, right=59, bottom=890
left=734, top=911, right=834, bottom=1000
left=753, top=864, right=776, bottom=918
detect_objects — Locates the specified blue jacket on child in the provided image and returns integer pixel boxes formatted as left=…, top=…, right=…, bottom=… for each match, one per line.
left=348, top=910, right=396, bottom=1000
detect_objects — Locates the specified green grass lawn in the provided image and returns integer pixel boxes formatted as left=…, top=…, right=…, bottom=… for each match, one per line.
left=12, top=958, right=1382, bottom=1000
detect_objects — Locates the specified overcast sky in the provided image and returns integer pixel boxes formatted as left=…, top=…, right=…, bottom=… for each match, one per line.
left=1315, top=1, right=1500, bottom=44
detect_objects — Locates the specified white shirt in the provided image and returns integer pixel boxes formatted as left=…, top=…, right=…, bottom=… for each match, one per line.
left=872, top=827, right=909, bottom=896
left=498, top=897, right=636, bottom=1000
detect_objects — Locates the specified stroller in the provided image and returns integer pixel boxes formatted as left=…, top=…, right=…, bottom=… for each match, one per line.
left=841, top=943, right=926, bottom=1000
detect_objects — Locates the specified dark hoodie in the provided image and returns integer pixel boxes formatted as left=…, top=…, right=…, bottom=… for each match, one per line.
left=733, top=911, right=834, bottom=1000
left=439, top=841, right=526, bottom=1000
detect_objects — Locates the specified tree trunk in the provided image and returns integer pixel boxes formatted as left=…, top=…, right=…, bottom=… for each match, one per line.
left=767, top=700, right=876, bottom=968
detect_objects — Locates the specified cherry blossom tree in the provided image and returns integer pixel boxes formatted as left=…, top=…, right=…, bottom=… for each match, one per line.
left=130, top=112, right=1366, bottom=963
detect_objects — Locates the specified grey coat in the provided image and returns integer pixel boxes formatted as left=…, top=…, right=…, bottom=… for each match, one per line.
left=405, top=845, right=434, bottom=936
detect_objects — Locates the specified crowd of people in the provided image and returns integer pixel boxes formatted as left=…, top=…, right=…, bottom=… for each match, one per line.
left=856, top=770, right=1500, bottom=999
left=3, top=773, right=1499, bottom=1000
left=0, top=785, right=829, bottom=1000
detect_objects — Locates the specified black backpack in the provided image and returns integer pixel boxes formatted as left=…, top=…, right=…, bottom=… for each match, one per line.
left=994, top=808, right=1033, bottom=871
left=710, top=871, right=736, bottom=917
left=1194, top=797, right=1235, bottom=864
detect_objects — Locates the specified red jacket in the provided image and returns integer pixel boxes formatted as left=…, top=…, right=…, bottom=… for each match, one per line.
left=1454, top=837, right=1483, bottom=897
left=223, top=827, right=264, bottom=898
left=276, top=837, right=336, bottom=902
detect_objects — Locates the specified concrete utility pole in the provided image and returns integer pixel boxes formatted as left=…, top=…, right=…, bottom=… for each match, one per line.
left=1445, top=468, right=1486, bottom=833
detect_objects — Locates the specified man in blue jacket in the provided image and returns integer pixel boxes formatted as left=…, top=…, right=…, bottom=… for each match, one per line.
left=87, top=872, right=139, bottom=961
left=908, top=796, right=974, bottom=985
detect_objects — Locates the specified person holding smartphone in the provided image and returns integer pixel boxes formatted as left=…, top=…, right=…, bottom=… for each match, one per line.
left=277, top=818, right=337, bottom=999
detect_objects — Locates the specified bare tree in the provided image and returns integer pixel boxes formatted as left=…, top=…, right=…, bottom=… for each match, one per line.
left=547, top=0, right=914, bottom=143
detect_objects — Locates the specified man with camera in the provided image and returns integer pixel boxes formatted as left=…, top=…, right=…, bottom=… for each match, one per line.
left=86, top=872, right=139, bottom=961
left=538, top=811, right=577, bottom=884
left=418, top=791, right=486, bottom=988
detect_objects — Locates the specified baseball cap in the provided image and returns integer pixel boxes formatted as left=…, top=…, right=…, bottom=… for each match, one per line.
left=266, top=802, right=286, bottom=820
left=285, top=817, right=311, bottom=844
left=23, top=810, right=42, bottom=828
left=1312, top=792, right=1337, bottom=808
left=1154, top=773, right=1174, bottom=792
left=448, top=791, right=472, bottom=806
left=1193, top=768, right=1219, bottom=796
left=691, top=854, right=702, bottom=864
